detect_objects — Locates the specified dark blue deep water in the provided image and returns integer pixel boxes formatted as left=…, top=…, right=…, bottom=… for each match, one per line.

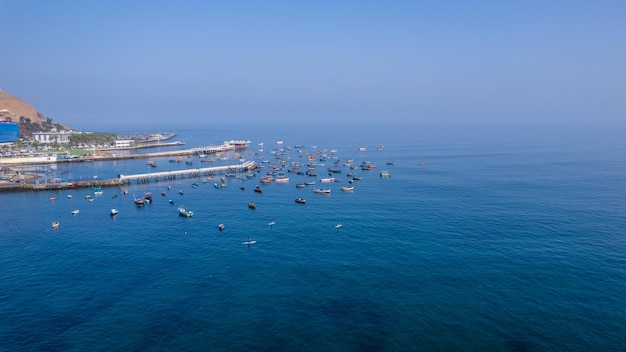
left=1, top=123, right=625, bottom=351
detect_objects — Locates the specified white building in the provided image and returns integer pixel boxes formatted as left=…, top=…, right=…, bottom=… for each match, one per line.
left=114, top=139, right=135, bottom=148
left=32, top=130, right=73, bottom=145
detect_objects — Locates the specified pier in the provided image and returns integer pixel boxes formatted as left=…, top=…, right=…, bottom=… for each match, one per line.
left=119, top=161, right=257, bottom=183
left=0, top=161, right=257, bottom=192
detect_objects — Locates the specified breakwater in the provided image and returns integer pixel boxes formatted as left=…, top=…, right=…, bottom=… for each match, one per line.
left=0, top=161, right=257, bottom=192
left=0, top=179, right=124, bottom=192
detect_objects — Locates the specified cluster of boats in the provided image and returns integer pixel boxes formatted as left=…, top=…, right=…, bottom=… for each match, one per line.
left=48, top=140, right=395, bottom=237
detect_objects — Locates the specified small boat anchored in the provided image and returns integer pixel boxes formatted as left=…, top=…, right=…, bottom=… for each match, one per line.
left=178, top=206, right=194, bottom=217
left=242, top=238, right=256, bottom=246
left=314, top=188, right=331, bottom=194
left=51, top=221, right=60, bottom=229
left=110, top=208, right=119, bottom=216
left=71, top=209, right=80, bottom=215
left=295, top=197, right=306, bottom=204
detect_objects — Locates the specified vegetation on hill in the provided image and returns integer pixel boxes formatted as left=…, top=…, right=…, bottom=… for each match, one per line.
left=18, top=117, right=67, bottom=137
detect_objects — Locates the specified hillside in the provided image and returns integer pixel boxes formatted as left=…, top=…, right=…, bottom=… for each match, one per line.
left=0, top=90, right=67, bottom=138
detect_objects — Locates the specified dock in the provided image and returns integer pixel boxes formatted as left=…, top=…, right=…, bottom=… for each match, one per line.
left=0, top=161, right=257, bottom=192
left=118, top=161, right=257, bottom=183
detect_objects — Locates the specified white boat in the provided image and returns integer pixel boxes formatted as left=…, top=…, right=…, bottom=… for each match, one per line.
left=320, top=177, right=336, bottom=183
left=218, top=224, right=225, bottom=231
left=66, top=194, right=73, bottom=199
left=268, top=220, right=276, bottom=226
left=51, top=221, right=60, bottom=228
left=71, top=209, right=79, bottom=215
left=275, top=177, right=289, bottom=183
left=178, top=206, right=193, bottom=217
left=380, top=170, right=391, bottom=178
left=335, top=222, right=343, bottom=229
left=242, top=238, right=257, bottom=245
left=341, top=186, right=354, bottom=192
left=314, top=188, right=331, bottom=194
left=110, top=208, right=119, bottom=216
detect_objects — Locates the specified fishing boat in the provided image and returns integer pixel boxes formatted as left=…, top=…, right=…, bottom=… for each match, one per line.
left=66, top=194, right=73, bottom=199
left=341, top=186, right=354, bottom=192
left=380, top=170, right=391, bottom=178
left=275, top=177, right=290, bottom=183
left=178, top=206, right=193, bottom=217
left=112, top=194, right=118, bottom=198
left=49, top=197, right=56, bottom=201
left=71, top=209, right=79, bottom=215
left=254, top=185, right=263, bottom=193
left=134, top=196, right=145, bottom=206
left=218, top=224, right=225, bottom=231
left=304, top=181, right=316, bottom=186
left=268, top=219, right=276, bottom=226
left=110, top=208, right=119, bottom=216
left=242, top=238, right=256, bottom=245
left=294, top=197, right=306, bottom=204
left=320, top=177, right=336, bottom=183
left=335, top=222, right=343, bottom=229
left=51, top=221, right=59, bottom=228
left=248, top=202, right=256, bottom=209
left=295, top=183, right=305, bottom=188
left=314, top=188, right=331, bottom=194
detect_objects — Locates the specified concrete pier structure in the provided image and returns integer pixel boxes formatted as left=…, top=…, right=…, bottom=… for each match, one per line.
left=118, top=161, right=257, bottom=183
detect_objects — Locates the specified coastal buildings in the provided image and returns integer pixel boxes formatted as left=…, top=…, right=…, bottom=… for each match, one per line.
left=32, top=129, right=73, bottom=145
left=114, top=139, right=135, bottom=148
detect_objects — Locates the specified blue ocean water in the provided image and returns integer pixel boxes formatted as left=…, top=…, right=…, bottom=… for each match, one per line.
left=1, top=122, right=625, bottom=351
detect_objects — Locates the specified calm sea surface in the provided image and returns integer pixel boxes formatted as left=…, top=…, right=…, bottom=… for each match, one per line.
left=1, top=123, right=625, bottom=351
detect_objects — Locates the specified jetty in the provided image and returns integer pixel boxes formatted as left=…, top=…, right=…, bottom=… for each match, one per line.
left=119, top=161, right=257, bottom=183
left=0, top=161, right=258, bottom=192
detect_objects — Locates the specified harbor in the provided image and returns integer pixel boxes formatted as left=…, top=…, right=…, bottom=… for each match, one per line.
left=0, top=161, right=257, bottom=192
left=0, top=139, right=253, bottom=191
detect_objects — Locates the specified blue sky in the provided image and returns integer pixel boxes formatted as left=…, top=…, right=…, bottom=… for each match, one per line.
left=1, top=0, right=625, bottom=130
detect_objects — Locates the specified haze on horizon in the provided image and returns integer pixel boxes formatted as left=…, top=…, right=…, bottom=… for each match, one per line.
left=1, top=1, right=625, bottom=130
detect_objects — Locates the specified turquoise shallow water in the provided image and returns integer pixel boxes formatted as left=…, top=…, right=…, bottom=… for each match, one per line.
left=1, top=123, right=625, bottom=351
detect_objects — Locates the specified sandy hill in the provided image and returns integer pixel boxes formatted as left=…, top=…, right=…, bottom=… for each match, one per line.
left=0, top=90, right=67, bottom=138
